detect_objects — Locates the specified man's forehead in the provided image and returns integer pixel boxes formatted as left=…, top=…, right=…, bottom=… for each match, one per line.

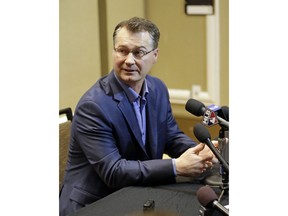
left=115, top=28, right=153, bottom=47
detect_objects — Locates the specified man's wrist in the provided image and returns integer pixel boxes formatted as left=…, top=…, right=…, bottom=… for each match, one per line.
left=171, top=158, right=177, bottom=177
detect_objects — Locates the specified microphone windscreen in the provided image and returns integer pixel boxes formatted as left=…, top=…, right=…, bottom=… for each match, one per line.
left=219, top=106, right=229, bottom=121
left=193, top=123, right=211, bottom=143
left=185, top=98, right=205, bottom=116
left=197, top=185, right=218, bottom=207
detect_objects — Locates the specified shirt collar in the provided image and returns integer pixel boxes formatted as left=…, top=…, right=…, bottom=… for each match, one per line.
left=113, top=72, right=149, bottom=103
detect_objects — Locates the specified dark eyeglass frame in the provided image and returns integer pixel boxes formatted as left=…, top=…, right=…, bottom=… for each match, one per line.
left=114, top=47, right=157, bottom=59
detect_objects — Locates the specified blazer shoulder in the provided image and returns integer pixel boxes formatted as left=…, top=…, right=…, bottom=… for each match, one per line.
left=146, top=75, right=168, bottom=91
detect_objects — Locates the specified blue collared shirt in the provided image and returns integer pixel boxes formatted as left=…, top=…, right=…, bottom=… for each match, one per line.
left=114, top=73, right=177, bottom=176
left=114, top=73, right=148, bottom=145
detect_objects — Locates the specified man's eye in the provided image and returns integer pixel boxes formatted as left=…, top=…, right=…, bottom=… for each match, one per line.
left=118, top=48, right=128, bottom=54
left=134, top=50, right=145, bottom=57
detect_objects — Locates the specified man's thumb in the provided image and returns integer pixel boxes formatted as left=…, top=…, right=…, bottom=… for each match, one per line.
left=192, top=143, right=205, bottom=154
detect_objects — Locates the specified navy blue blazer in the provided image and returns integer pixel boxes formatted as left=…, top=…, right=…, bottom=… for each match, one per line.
left=59, top=71, right=197, bottom=215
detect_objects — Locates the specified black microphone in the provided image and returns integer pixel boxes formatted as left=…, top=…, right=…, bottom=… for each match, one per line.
left=217, top=105, right=229, bottom=173
left=197, top=185, right=229, bottom=216
left=218, top=106, right=229, bottom=122
left=217, top=105, right=229, bottom=184
left=185, top=98, right=229, bottom=129
left=193, top=123, right=229, bottom=174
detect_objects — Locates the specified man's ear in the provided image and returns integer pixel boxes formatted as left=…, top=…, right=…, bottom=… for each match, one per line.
left=153, top=48, right=159, bottom=64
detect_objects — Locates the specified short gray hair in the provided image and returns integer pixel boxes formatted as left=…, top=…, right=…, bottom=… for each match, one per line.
left=113, top=17, right=160, bottom=49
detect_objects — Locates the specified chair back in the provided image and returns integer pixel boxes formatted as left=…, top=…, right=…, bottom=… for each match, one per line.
left=59, top=108, right=73, bottom=190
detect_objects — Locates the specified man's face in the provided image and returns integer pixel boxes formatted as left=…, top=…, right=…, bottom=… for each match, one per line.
left=113, top=27, right=158, bottom=91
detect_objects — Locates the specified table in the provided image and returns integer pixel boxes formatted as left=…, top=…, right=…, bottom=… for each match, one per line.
left=69, top=180, right=229, bottom=216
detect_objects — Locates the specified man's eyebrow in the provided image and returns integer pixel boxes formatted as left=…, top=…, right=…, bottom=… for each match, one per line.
left=133, top=46, right=148, bottom=51
left=117, top=45, right=148, bottom=50
left=137, top=46, right=147, bottom=49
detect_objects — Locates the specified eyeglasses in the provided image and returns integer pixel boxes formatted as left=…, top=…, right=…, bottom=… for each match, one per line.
left=114, top=47, right=156, bottom=59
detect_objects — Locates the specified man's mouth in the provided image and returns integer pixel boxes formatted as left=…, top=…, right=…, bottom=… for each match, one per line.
left=123, top=68, right=137, bottom=73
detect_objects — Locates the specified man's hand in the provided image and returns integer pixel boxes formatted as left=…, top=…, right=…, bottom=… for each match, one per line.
left=198, top=141, right=219, bottom=164
left=174, top=143, right=214, bottom=177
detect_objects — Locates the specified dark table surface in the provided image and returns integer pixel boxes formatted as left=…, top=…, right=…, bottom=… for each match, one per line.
left=69, top=177, right=229, bottom=216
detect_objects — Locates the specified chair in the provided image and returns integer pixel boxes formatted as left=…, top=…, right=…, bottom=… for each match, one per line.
left=59, top=107, right=73, bottom=190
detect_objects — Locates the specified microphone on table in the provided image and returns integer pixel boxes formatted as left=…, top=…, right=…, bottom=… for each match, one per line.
left=187, top=99, right=230, bottom=189
left=185, top=98, right=229, bottom=129
left=197, top=185, right=229, bottom=216
left=193, top=123, right=229, bottom=174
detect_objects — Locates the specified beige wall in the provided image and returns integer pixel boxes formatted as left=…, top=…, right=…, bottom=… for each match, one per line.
left=59, top=0, right=229, bottom=112
left=219, top=0, right=229, bottom=106
left=59, top=0, right=101, bottom=111
left=146, top=0, right=207, bottom=90
left=146, top=0, right=229, bottom=106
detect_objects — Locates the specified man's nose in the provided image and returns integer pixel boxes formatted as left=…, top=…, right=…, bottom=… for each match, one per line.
left=124, top=52, right=136, bottom=64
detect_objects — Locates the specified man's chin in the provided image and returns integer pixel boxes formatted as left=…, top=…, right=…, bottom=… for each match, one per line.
left=121, top=74, right=139, bottom=81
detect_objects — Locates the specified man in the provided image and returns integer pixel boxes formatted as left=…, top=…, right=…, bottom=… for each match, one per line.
left=59, top=17, right=217, bottom=216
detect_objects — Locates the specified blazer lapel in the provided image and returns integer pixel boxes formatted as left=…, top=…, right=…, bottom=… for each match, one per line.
left=118, top=101, right=145, bottom=147
left=145, top=81, right=158, bottom=159
left=106, top=72, right=148, bottom=155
